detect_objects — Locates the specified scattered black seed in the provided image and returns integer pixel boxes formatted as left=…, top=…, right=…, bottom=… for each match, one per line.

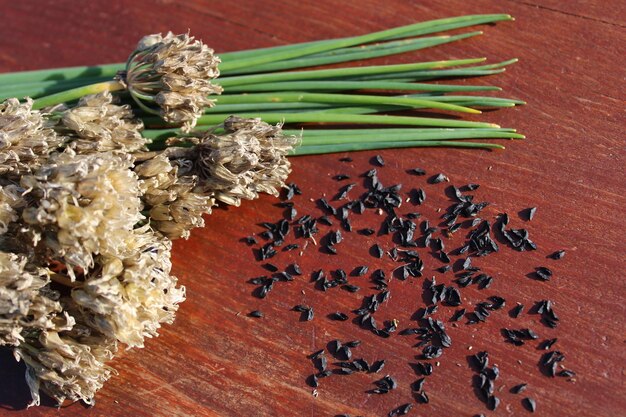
left=308, top=374, right=319, bottom=387
left=325, top=245, right=337, bottom=255
left=549, top=250, right=566, bottom=260
left=373, top=155, right=385, bottom=166
left=408, top=167, right=426, bottom=176
left=283, top=243, right=299, bottom=252
left=451, top=308, right=466, bottom=322
left=511, top=383, right=527, bottom=394
left=464, top=183, right=480, bottom=191
left=412, top=378, right=425, bottom=392
left=329, top=312, right=349, bottom=321
left=333, top=174, right=350, bottom=181
left=534, top=266, right=553, bottom=281
left=510, top=303, right=524, bottom=318
left=525, top=207, right=537, bottom=221
left=372, top=244, right=384, bottom=258
left=353, top=266, right=369, bottom=276
left=414, top=188, right=426, bottom=205
left=429, top=173, right=449, bottom=184
left=359, top=228, right=375, bottom=236
left=487, top=395, right=500, bottom=411
left=539, top=338, right=558, bottom=350
left=473, top=351, right=489, bottom=372
left=415, top=390, right=429, bottom=404
left=259, top=243, right=278, bottom=260
left=558, top=369, right=576, bottom=377
left=415, top=362, right=433, bottom=376
left=339, top=157, right=353, bottom=162
left=338, top=345, right=352, bottom=360
left=245, top=236, right=257, bottom=245
left=422, top=345, right=443, bottom=359
left=389, top=403, right=412, bottom=417
left=309, top=349, right=325, bottom=360
left=437, top=265, right=451, bottom=273
left=329, top=340, right=342, bottom=355
left=370, top=360, right=385, bottom=373
left=262, top=263, right=279, bottom=272
left=523, top=397, right=537, bottom=413
left=343, top=284, right=361, bottom=293
left=318, top=215, right=333, bottom=226
left=249, top=310, right=264, bottom=318
left=335, top=183, right=357, bottom=200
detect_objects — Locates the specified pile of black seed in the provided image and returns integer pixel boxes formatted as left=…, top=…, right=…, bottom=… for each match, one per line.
left=243, top=156, right=574, bottom=416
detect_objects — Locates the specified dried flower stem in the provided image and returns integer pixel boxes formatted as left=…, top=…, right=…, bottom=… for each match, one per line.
left=31, top=80, right=125, bottom=110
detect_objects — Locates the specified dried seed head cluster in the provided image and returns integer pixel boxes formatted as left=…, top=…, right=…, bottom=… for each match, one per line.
left=72, top=225, right=186, bottom=347
left=0, top=252, right=60, bottom=347
left=61, top=92, right=147, bottom=153
left=125, top=32, right=222, bottom=131
left=15, top=328, right=117, bottom=406
left=20, top=151, right=143, bottom=278
left=3, top=49, right=295, bottom=405
left=135, top=154, right=214, bottom=239
left=174, top=116, right=299, bottom=207
left=0, top=98, right=65, bottom=176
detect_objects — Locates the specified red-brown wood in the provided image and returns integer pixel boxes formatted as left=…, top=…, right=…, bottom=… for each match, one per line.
left=0, top=1, right=624, bottom=416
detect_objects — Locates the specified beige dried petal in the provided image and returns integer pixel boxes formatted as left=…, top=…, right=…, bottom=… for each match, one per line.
left=20, top=151, right=143, bottom=277
left=0, top=252, right=60, bottom=346
left=0, top=98, right=65, bottom=175
left=62, top=92, right=146, bottom=154
left=71, top=226, right=185, bottom=347
left=15, top=329, right=117, bottom=406
left=174, top=116, right=299, bottom=206
left=136, top=154, right=214, bottom=239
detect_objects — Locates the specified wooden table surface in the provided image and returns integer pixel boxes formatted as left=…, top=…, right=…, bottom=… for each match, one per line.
left=0, top=1, right=624, bottom=416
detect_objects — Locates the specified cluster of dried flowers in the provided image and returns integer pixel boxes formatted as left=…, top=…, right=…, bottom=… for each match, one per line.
left=0, top=31, right=299, bottom=406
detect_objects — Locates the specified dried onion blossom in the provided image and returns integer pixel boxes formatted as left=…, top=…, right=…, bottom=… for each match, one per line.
left=125, top=32, right=222, bottom=131
left=20, top=151, right=143, bottom=279
left=71, top=225, right=185, bottom=348
left=61, top=92, right=147, bottom=154
left=171, top=116, right=299, bottom=207
left=15, top=328, right=117, bottom=407
left=0, top=98, right=65, bottom=176
left=135, top=154, right=214, bottom=239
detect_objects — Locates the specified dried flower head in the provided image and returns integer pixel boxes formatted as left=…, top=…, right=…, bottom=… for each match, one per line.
left=0, top=252, right=62, bottom=347
left=172, top=116, right=299, bottom=206
left=15, top=329, right=117, bottom=406
left=135, top=154, right=214, bottom=239
left=71, top=225, right=185, bottom=347
left=61, top=92, right=147, bottom=154
left=125, top=32, right=222, bottom=131
left=20, top=151, right=143, bottom=279
left=0, top=98, right=65, bottom=176
left=0, top=183, right=25, bottom=236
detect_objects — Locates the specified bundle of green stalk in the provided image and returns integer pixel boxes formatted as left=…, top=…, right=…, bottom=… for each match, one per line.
left=0, top=14, right=522, bottom=406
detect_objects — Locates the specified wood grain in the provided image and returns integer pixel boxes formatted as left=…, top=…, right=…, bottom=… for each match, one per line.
left=0, top=1, right=624, bottom=416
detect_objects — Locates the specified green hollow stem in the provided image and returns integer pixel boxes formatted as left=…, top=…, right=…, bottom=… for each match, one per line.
left=224, top=31, right=482, bottom=75
left=31, top=80, right=126, bottom=110
left=200, top=94, right=523, bottom=115
left=0, top=76, right=112, bottom=100
left=291, top=140, right=505, bottom=155
left=217, top=58, right=486, bottom=87
left=219, top=14, right=511, bottom=62
left=0, top=15, right=511, bottom=87
left=150, top=112, right=500, bottom=129
left=215, top=92, right=481, bottom=114
left=218, top=15, right=510, bottom=72
left=283, top=127, right=519, bottom=136
left=298, top=130, right=523, bottom=145
left=0, top=63, right=121, bottom=87
left=223, top=80, right=501, bottom=93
